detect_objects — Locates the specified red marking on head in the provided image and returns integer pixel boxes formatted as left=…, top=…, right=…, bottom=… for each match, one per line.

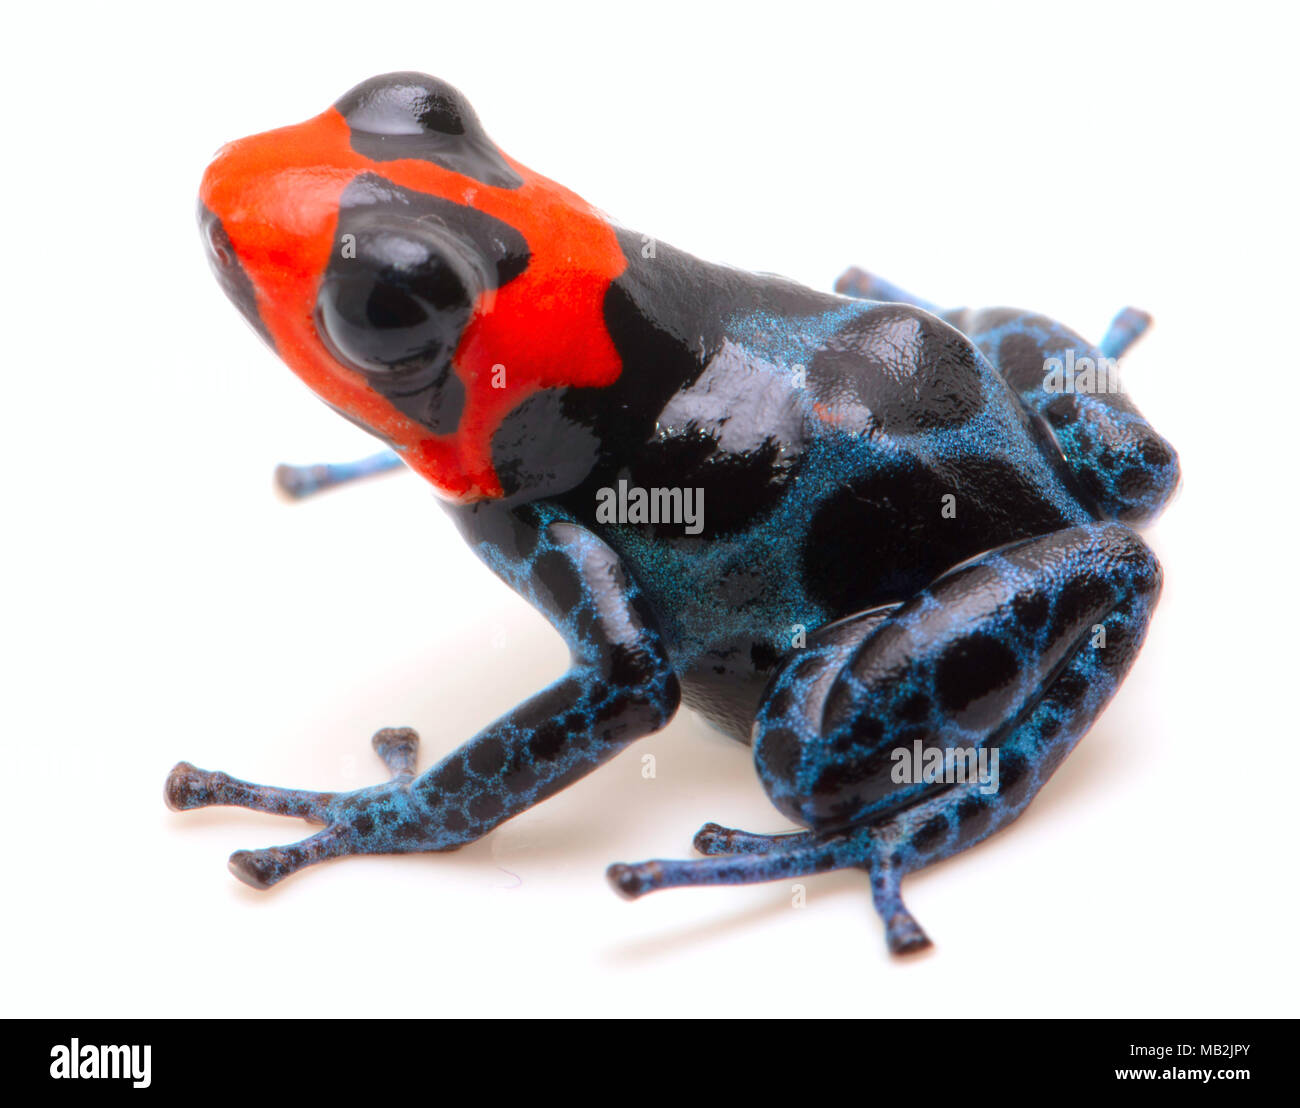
left=200, top=107, right=626, bottom=501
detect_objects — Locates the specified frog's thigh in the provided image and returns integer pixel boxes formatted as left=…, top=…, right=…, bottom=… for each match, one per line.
left=756, top=521, right=1162, bottom=833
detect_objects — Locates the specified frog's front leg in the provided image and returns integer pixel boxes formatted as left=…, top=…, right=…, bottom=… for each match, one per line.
left=166, top=511, right=681, bottom=888
left=609, top=522, right=1162, bottom=954
left=273, top=449, right=404, bottom=499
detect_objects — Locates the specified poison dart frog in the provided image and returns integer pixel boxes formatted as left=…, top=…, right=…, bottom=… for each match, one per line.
left=172, top=72, right=1179, bottom=954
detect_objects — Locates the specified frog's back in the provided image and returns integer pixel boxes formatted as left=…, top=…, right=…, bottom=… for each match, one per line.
left=549, top=241, right=1092, bottom=739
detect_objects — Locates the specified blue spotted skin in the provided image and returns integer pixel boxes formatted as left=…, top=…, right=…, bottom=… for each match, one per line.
left=176, top=93, right=1179, bottom=951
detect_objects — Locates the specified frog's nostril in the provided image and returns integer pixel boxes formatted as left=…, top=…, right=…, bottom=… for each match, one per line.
left=199, top=205, right=232, bottom=268
left=210, top=235, right=231, bottom=268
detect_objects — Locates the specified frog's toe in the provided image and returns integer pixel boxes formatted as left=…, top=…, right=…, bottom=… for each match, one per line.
left=606, top=861, right=659, bottom=900
left=166, top=728, right=443, bottom=887
left=164, top=761, right=334, bottom=822
left=692, top=822, right=735, bottom=854
left=227, top=829, right=348, bottom=890
left=866, top=855, right=936, bottom=954
left=164, top=762, right=211, bottom=811
left=227, top=847, right=289, bottom=890
left=883, top=909, right=933, bottom=956
left=371, top=726, right=419, bottom=779
left=164, top=762, right=333, bottom=821
left=165, top=727, right=420, bottom=825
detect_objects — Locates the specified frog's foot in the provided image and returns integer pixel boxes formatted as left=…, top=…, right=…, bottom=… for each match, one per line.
left=165, top=727, right=429, bottom=889
left=609, top=827, right=933, bottom=955
left=273, top=449, right=404, bottom=500
left=1098, top=305, right=1153, bottom=360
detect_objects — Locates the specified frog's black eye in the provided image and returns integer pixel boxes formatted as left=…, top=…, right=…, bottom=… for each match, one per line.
left=316, top=215, right=480, bottom=394
left=333, top=73, right=522, bottom=189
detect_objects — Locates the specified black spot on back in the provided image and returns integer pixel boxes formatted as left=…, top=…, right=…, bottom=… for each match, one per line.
left=809, top=305, right=985, bottom=433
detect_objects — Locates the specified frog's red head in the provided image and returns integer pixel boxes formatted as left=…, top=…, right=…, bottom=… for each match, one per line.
left=199, top=73, right=627, bottom=501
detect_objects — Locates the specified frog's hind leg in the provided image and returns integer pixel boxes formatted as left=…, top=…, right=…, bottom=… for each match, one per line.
left=841, top=266, right=1177, bottom=522
left=610, top=827, right=932, bottom=953
left=610, top=522, right=1163, bottom=954
left=948, top=305, right=1178, bottom=522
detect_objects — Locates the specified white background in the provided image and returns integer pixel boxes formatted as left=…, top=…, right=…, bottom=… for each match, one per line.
left=4, top=1, right=1296, bottom=1018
